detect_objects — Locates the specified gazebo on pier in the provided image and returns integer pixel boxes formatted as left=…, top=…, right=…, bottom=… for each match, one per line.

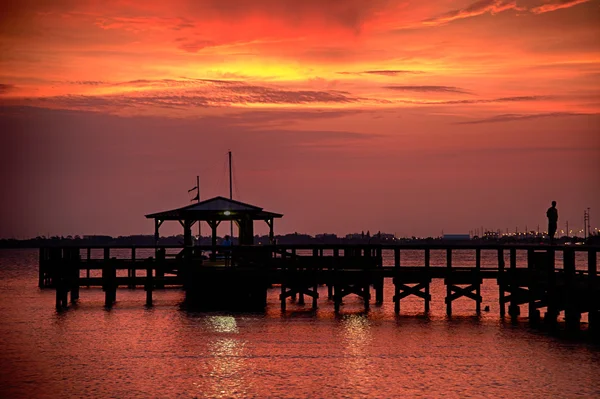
left=145, top=196, right=283, bottom=253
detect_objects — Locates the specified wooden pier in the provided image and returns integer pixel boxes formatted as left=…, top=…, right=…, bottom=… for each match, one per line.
left=39, top=243, right=599, bottom=332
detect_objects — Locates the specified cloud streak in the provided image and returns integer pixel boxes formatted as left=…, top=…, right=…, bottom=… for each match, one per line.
left=384, top=85, right=470, bottom=94
left=530, top=0, right=591, bottom=14
left=0, top=84, right=15, bottom=94
left=456, top=111, right=591, bottom=124
left=3, top=81, right=363, bottom=113
left=338, top=70, right=424, bottom=76
left=422, top=0, right=519, bottom=26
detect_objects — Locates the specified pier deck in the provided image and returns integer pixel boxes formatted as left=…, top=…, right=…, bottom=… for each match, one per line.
left=39, top=243, right=599, bottom=332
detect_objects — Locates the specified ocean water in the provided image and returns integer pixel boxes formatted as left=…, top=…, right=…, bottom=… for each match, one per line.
left=1, top=249, right=599, bottom=399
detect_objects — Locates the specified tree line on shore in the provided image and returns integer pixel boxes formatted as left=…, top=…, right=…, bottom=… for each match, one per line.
left=1, top=231, right=597, bottom=248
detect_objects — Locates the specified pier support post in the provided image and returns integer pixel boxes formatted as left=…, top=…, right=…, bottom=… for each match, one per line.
left=145, top=258, right=154, bottom=307
left=563, top=249, right=580, bottom=331
left=328, top=249, right=338, bottom=300
left=527, top=250, right=539, bottom=324
left=543, top=249, right=558, bottom=327
left=102, top=249, right=117, bottom=308
left=425, top=249, right=431, bottom=313
left=393, top=247, right=401, bottom=314
left=498, top=249, right=505, bottom=317
left=589, top=250, right=598, bottom=335
left=86, top=248, right=91, bottom=287
left=508, top=248, right=520, bottom=318
left=446, top=249, right=452, bottom=316
left=155, top=248, right=165, bottom=289
left=375, top=247, right=384, bottom=304
left=38, top=248, right=46, bottom=288
left=69, top=248, right=80, bottom=304
left=53, top=249, right=69, bottom=309
left=128, top=247, right=136, bottom=289
left=280, top=281, right=286, bottom=312
left=475, top=249, right=481, bottom=315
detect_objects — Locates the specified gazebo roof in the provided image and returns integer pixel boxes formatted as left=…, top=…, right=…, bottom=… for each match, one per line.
left=145, top=196, right=283, bottom=221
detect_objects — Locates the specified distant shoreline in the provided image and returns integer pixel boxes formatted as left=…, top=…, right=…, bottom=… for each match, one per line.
left=1, top=234, right=594, bottom=249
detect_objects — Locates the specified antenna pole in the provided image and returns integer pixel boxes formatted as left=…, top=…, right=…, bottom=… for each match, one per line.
left=197, top=175, right=201, bottom=242
left=229, top=151, right=233, bottom=239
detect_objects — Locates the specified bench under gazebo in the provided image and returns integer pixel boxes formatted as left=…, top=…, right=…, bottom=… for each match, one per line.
left=145, top=196, right=283, bottom=259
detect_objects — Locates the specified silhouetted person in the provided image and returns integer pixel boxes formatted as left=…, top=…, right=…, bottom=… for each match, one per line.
left=547, top=201, right=558, bottom=244
left=222, top=235, right=232, bottom=266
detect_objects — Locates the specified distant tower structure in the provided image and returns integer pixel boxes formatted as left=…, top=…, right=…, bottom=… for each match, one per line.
left=584, top=208, right=590, bottom=239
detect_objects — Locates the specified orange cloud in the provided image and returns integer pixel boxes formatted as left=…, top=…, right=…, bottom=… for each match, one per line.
left=530, top=0, right=591, bottom=14
left=422, top=0, right=520, bottom=26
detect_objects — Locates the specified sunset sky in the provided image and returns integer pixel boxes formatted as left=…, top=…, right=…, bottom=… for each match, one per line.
left=1, top=0, right=599, bottom=238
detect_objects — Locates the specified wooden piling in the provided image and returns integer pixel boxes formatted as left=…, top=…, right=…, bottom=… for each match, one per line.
left=329, top=249, right=338, bottom=300
left=129, top=247, right=136, bottom=289
left=424, top=249, right=431, bottom=313
left=69, top=248, right=80, bottom=304
left=446, top=249, right=452, bottom=316
left=393, top=248, right=401, bottom=314
left=544, top=248, right=558, bottom=326
left=589, top=249, right=598, bottom=334
left=102, top=249, right=117, bottom=307
left=475, top=248, right=481, bottom=315
left=145, top=258, right=154, bottom=307
left=527, top=249, right=540, bottom=324
left=563, top=248, right=580, bottom=330
left=86, top=248, right=91, bottom=287
left=375, top=246, right=384, bottom=304
left=38, top=248, right=46, bottom=288
left=508, top=248, right=520, bottom=318
left=498, top=248, right=505, bottom=317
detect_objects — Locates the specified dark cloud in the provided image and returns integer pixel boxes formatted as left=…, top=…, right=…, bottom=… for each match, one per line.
left=67, top=81, right=105, bottom=86
left=455, top=111, right=592, bottom=124
left=0, top=84, right=15, bottom=94
left=3, top=81, right=361, bottom=112
left=384, top=85, right=470, bottom=94
left=397, top=95, right=549, bottom=105
left=442, top=95, right=548, bottom=104
left=177, top=39, right=217, bottom=53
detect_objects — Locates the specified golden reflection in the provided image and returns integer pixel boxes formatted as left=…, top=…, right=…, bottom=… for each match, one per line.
left=205, top=316, right=239, bottom=333
left=341, top=315, right=372, bottom=388
left=204, top=338, right=248, bottom=398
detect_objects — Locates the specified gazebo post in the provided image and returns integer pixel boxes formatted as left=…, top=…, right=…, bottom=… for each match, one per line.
left=183, top=219, right=193, bottom=247
left=267, top=218, right=274, bottom=244
left=154, top=219, right=163, bottom=257
left=154, top=219, right=160, bottom=245
left=207, top=220, right=220, bottom=261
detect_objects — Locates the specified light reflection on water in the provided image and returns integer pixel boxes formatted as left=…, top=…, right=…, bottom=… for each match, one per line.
left=1, top=249, right=600, bottom=399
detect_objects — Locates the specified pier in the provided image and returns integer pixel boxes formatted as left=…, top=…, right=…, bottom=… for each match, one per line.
left=35, top=196, right=600, bottom=336
left=39, top=243, right=599, bottom=332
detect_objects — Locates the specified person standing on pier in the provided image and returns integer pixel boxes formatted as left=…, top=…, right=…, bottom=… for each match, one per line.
left=547, top=201, right=558, bottom=244
left=222, top=235, right=232, bottom=266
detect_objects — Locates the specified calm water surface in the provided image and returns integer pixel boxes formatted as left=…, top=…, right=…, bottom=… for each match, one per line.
left=1, top=249, right=599, bottom=399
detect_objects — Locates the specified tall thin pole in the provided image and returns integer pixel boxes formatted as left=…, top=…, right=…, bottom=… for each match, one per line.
left=229, top=151, right=233, bottom=239
left=197, top=175, right=201, bottom=242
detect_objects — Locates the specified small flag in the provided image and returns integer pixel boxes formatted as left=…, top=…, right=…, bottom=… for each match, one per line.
left=191, top=193, right=199, bottom=201
left=188, top=185, right=197, bottom=193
